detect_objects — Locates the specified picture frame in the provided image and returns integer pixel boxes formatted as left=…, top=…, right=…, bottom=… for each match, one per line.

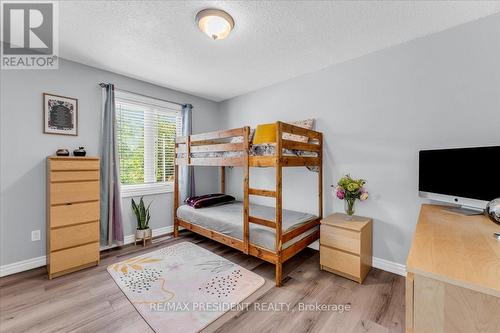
left=43, top=93, right=78, bottom=136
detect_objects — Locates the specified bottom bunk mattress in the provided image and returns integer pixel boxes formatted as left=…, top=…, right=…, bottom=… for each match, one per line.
left=176, top=201, right=318, bottom=251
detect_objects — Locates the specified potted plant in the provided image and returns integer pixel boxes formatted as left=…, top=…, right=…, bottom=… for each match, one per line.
left=132, top=197, right=152, bottom=243
left=333, top=174, right=369, bottom=219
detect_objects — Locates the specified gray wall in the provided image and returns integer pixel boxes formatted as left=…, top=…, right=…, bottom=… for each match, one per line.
left=0, top=58, right=219, bottom=265
left=219, top=14, right=500, bottom=265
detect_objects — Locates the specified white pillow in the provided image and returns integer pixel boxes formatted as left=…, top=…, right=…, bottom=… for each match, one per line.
left=282, top=119, right=314, bottom=143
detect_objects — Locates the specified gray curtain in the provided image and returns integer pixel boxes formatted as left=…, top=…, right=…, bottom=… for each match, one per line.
left=180, top=104, right=195, bottom=201
left=100, top=83, right=124, bottom=245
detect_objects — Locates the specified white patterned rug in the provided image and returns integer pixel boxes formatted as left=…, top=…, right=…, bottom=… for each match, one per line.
left=108, top=242, right=265, bottom=333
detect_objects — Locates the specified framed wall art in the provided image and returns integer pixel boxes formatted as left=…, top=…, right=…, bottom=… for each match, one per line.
left=43, top=93, right=78, bottom=136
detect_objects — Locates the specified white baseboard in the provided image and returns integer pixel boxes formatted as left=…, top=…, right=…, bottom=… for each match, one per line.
left=0, top=256, right=47, bottom=277
left=0, top=226, right=174, bottom=277
left=372, top=256, right=407, bottom=277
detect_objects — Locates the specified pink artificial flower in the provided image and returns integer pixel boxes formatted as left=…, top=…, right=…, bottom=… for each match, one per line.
left=360, top=191, right=369, bottom=201
left=336, top=190, right=345, bottom=200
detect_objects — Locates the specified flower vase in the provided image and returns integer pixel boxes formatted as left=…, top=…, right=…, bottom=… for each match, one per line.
left=344, top=198, right=356, bottom=219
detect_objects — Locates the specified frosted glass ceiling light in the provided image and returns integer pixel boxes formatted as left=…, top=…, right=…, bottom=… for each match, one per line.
left=196, top=9, right=234, bottom=40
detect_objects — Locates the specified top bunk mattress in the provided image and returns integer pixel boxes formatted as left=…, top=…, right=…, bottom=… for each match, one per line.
left=177, top=143, right=319, bottom=171
left=179, top=143, right=318, bottom=158
left=177, top=201, right=318, bottom=251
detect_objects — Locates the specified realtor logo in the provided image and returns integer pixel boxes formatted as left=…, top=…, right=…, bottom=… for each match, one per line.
left=1, top=1, right=58, bottom=69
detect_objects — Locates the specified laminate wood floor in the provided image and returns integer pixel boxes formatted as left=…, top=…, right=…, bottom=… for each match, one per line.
left=0, top=232, right=405, bottom=333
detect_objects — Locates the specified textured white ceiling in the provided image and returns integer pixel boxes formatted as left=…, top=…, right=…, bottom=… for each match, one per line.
left=57, top=1, right=500, bottom=101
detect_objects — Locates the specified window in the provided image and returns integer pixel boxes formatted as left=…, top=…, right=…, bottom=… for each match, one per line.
left=115, top=90, right=182, bottom=197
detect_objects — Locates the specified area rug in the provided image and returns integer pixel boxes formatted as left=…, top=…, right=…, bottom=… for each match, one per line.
left=107, top=242, right=265, bottom=333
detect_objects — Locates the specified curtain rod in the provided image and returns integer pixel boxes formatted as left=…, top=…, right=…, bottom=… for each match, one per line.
left=99, top=83, right=186, bottom=107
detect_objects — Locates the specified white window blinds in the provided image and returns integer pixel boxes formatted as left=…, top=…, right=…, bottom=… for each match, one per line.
left=115, top=90, right=182, bottom=196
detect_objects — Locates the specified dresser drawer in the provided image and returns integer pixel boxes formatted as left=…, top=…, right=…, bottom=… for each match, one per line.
left=50, top=222, right=99, bottom=251
left=50, top=181, right=99, bottom=205
left=50, top=242, right=99, bottom=274
left=50, top=201, right=100, bottom=228
left=50, top=159, right=99, bottom=171
left=51, top=170, right=100, bottom=182
left=320, top=245, right=360, bottom=278
left=321, top=225, right=360, bottom=254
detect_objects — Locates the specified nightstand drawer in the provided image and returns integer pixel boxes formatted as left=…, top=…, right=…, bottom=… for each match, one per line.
left=320, top=245, right=360, bottom=278
left=321, top=224, right=360, bottom=254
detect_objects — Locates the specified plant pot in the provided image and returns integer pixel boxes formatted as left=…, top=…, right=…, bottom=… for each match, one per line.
left=135, top=228, right=151, bottom=240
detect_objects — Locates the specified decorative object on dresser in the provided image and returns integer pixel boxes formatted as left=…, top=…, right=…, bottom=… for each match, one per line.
left=333, top=174, right=369, bottom=218
left=73, top=146, right=86, bottom=156
left=55, top=148, right=69, bottom=156
left=132, top=196, right=152, bottom=247
left=406, top=205, right=500, bottom=333
left=46, top=156, right=100, bottom=279
left=485, top=198, right=500, bottom=225
left=320, top=213, right=372, bottom=283
left=43, top=93, right=78, bottom=136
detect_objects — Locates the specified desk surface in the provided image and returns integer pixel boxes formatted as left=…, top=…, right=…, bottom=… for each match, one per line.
left=407, top=204, right=500, bottom=297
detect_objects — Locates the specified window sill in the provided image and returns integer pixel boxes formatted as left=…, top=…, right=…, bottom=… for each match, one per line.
left=121, top=182, right=173, bottom=198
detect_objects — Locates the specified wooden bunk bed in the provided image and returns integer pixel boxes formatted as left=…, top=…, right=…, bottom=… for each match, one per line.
left=173, top=121, right=323, bottom=286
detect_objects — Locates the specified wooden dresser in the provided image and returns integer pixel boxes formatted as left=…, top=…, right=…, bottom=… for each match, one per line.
left=406, top=204, right=500, bottom=333
left=320, top=213, right=372, bottom=283
left=47, top=156, right=100, bottom=279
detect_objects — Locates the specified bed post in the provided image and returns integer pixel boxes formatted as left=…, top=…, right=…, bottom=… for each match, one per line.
left=275, top=261, right=282, bottom=287
left=173, top=162, right=179, bottom=237
left=275, top=122, right=283, bottom=286
left=220, top=166, right=225, bottom=193
left=318, top=132, right=323, bottom=219
left=243, top=126, right=250, bottom=254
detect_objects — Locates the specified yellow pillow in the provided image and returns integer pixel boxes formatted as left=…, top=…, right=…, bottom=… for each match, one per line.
left=253, top=123, right=277, bottom=144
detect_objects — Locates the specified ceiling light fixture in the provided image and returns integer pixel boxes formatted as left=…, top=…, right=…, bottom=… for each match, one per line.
left=196, top=9, right=234, bottom=40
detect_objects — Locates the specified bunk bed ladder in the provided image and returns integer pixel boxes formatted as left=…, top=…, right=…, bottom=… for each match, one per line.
left=246, top=122, right=284, bottom=286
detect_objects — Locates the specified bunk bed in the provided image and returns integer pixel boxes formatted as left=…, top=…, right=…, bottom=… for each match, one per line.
left=173, top=121, right=323, bottom=286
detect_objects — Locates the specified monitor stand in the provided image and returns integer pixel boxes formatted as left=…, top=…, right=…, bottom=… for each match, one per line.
left=445, top=205, right=483, bottom=216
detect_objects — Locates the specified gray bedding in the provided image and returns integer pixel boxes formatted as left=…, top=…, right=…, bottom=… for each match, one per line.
left=177, top=201, right=318, bottom=251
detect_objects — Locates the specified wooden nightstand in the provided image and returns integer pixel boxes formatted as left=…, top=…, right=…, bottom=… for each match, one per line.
left=320, top=213, right=372, bottom=283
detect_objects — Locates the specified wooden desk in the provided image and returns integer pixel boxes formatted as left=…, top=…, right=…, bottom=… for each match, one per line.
left=406, top=204, right=500, bottom=333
